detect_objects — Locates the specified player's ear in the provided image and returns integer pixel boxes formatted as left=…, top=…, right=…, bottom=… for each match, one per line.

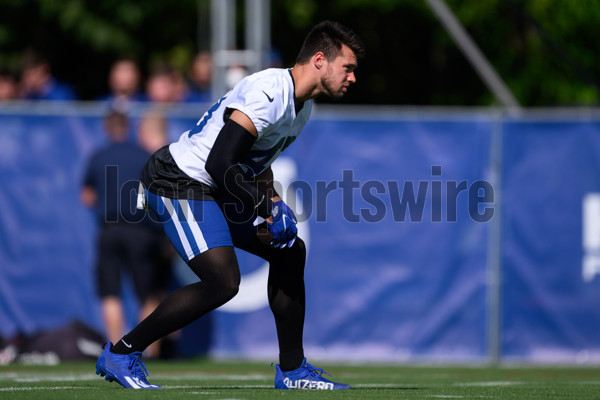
left=313, top=52, right=326, bottom=70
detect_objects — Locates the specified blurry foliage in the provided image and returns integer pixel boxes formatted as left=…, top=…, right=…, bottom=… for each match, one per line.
left=0, top=0, right=198, bottom=99
left=447, top=0, right=600, bottom=106
left=272, top=0, right=600, bottom=106
left=0, top=0, right=599, bottom=105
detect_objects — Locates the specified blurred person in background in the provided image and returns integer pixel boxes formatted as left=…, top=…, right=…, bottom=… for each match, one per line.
left=0, top=69, right=18, bottom=100
left=145, top=63, right=187, bottom=104
left=186, top=51, right=212, bottom=103
left=81, top=109, right=165, bottom=358
left=96, top=20, right=365, bottom=390
left=136, top=110, right=176, bottom=357
left=18, top=49, right=76, bottom=101
left=137, top=110, right=170, bottom=154
left=98, top=58, right=146, bottom=106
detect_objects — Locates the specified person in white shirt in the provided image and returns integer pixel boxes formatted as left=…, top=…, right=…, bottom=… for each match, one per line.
left=96, top=20, right=365, bottom=390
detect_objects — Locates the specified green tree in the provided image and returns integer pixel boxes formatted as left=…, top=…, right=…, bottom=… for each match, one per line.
left=271, top=0, right=600, bottom=106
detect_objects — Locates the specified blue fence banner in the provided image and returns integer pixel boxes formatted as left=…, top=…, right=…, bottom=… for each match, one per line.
left=501, top=119, right=600, bottom=362
left=210, top=116, right=493, bottom=361
left=1, top=105, right=600, bottom=363
left=0, top=113, right=105, bottom=336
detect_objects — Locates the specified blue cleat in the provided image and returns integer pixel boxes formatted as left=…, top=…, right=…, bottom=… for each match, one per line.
left=95, top=342, right=161, bottom=389
left=273, top=358, right=351, bottom=390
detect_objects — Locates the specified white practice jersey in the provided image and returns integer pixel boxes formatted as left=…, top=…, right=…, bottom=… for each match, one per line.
left=169, top=68, right=312, bottom=187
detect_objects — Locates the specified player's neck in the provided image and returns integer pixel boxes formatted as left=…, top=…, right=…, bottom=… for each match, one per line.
left=290, top=64, right=320, bottom=102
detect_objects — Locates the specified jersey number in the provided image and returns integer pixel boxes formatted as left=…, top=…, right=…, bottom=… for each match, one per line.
left=188, top=96, right=227, bottom=137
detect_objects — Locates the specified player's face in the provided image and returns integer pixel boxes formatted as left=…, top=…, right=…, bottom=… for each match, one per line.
left=322, top=44, right=358, bottom=99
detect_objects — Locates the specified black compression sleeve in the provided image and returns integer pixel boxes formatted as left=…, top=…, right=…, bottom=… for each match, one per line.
left=205, top=118, right=273, bottom=219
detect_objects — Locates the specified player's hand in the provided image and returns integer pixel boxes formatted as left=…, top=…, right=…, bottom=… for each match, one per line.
left=267, top=200, right=298, bottom=248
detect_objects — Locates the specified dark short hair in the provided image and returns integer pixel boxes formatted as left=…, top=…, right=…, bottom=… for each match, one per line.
left=296, top=21, right=365, bottom=64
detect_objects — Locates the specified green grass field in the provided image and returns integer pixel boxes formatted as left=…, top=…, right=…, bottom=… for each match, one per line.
left=1, top=358, right=599, bottom=399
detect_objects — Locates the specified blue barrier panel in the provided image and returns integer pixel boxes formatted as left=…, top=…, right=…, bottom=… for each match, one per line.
left=211, top=116, right=493, bottom=361
left=0, top=111, right=200, bottom=342
left=7, top=108, right=600, bottom=363
left=501, top=119, right=600, bottom=363
left=0, top=113, right=105, bottom=337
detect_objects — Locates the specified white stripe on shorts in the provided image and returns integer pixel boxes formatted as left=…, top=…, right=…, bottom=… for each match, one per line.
left=178, top=199, right=208, bottom=252
left=161, top=197, right=194, bottom=260
left=161, top=197, right=209, bottom=261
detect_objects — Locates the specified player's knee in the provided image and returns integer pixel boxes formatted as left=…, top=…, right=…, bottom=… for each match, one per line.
left=219, top=272, right=240, bottom=302
left=222, top=281, right=239, bottom=302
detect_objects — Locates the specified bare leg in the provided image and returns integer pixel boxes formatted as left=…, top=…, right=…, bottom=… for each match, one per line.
left=101, top=296, right=125, bottom=344
left=139, top=296, right=161, bottom=357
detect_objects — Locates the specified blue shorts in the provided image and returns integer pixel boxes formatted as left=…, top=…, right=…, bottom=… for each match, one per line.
left=145, top=190, right=259, bottom=263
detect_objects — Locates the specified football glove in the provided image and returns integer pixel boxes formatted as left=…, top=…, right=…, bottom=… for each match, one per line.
left=267, top=200, right=298, bottom=248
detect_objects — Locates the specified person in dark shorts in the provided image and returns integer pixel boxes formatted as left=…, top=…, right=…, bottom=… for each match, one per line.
left=82, top=109, right=166, bottom=356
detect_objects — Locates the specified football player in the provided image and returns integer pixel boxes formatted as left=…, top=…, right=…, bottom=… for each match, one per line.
left=96, top=20, right=365, bottom=390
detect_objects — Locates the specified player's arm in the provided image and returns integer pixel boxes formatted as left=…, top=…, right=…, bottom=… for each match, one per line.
left=236, top=120, right=298, bottom=247
left=205, top=110, right=274, bottom=219
left=227, top=114, right=281, bottom=203
left=253, top=166, right=281, bottom=204
left=206, top=110, right=298, bottom=247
